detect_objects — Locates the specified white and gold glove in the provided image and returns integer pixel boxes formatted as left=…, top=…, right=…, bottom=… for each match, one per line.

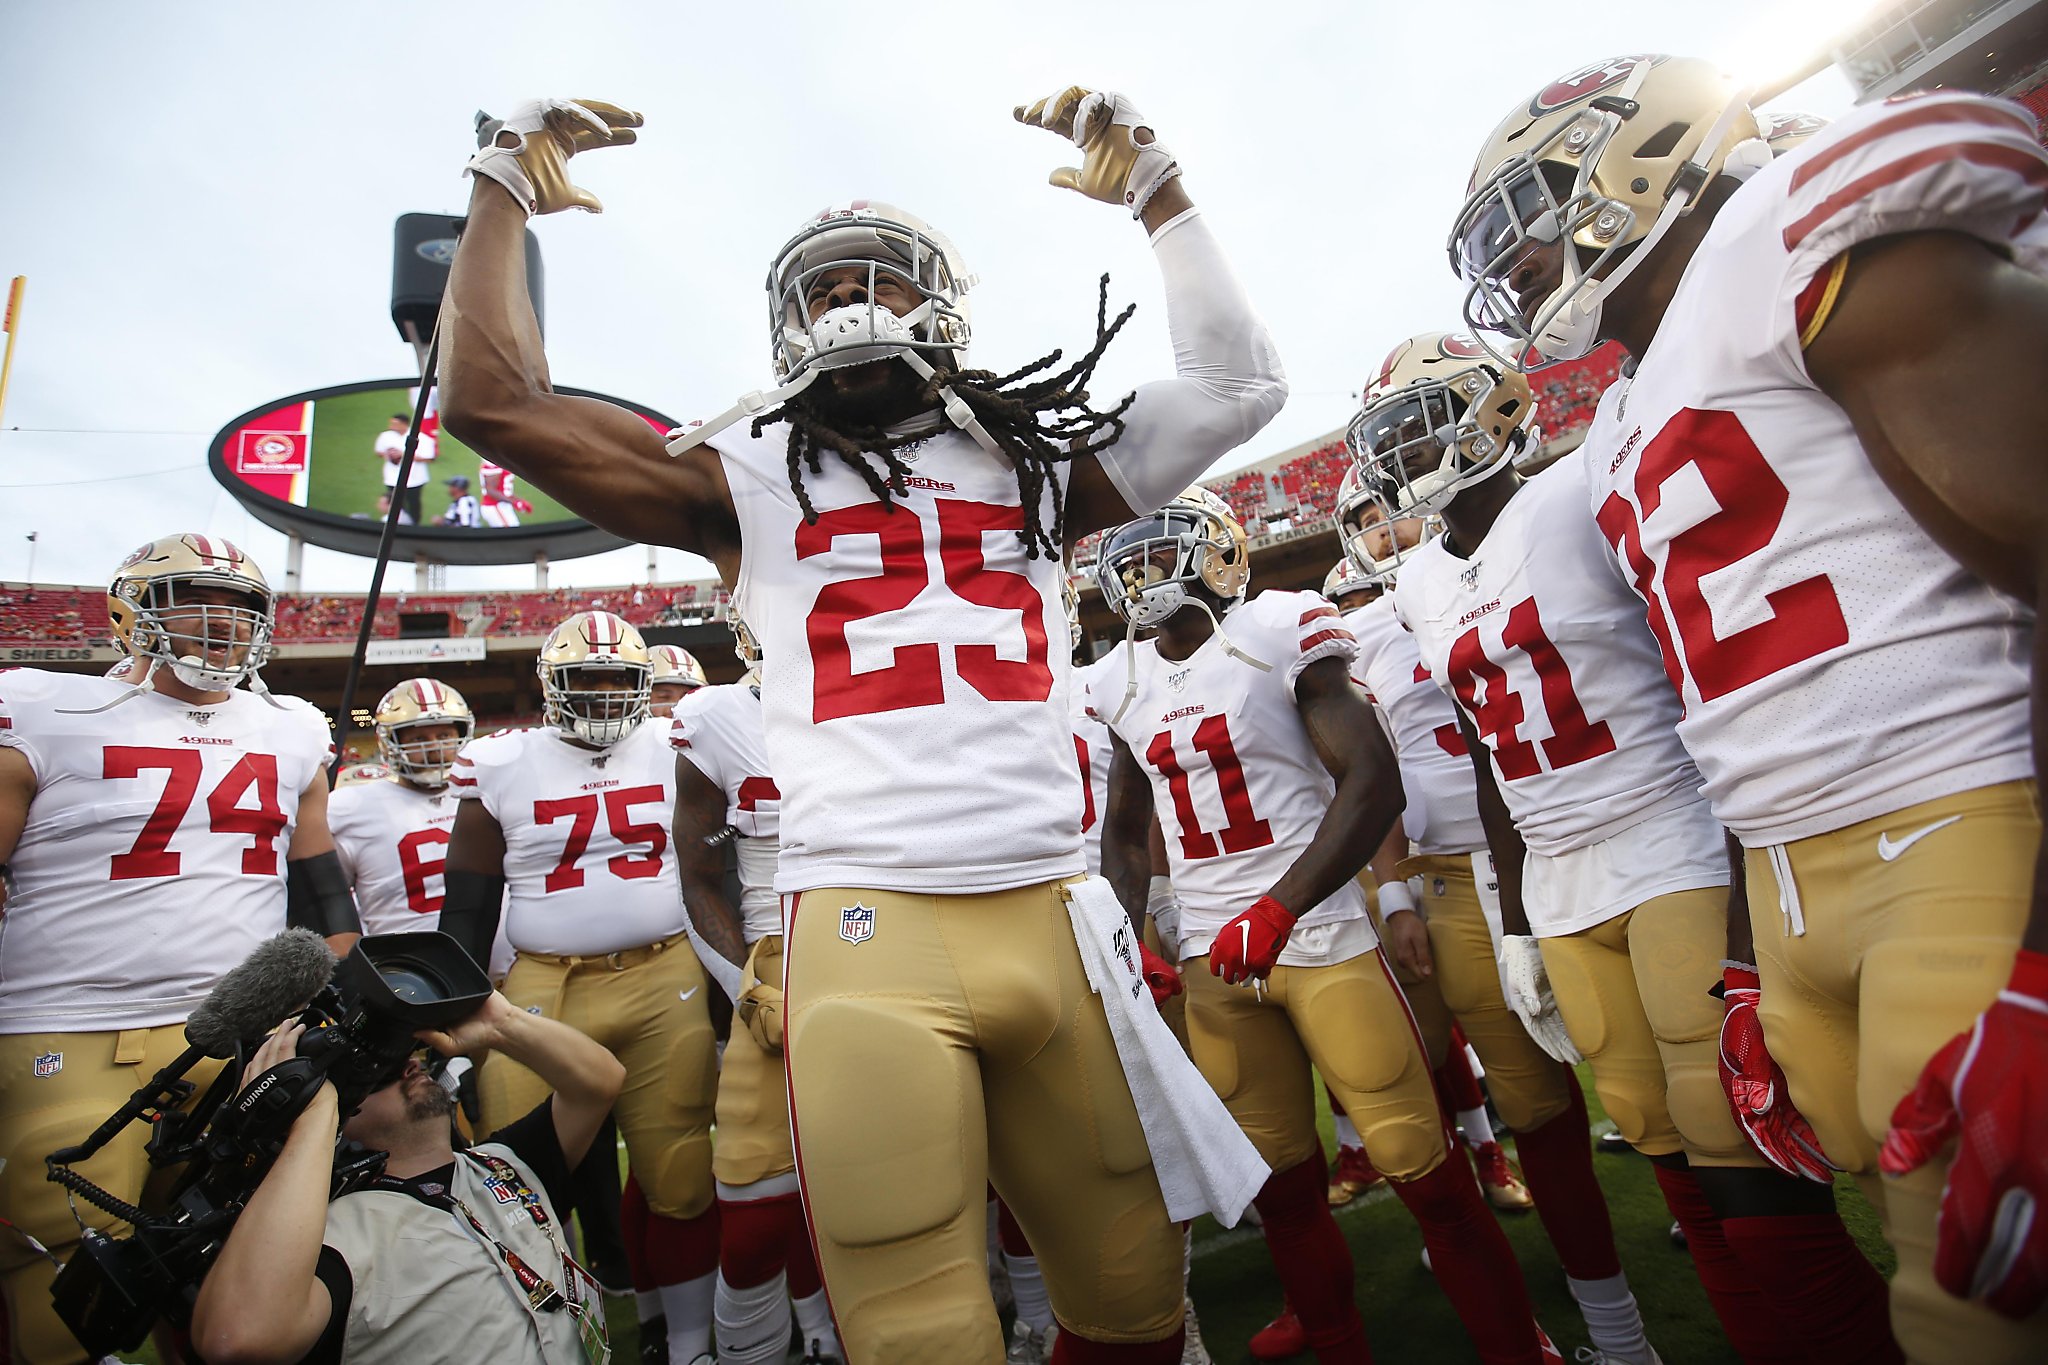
left=1013, top=86, right=1179, bottom=217
left=1500, top=935, right=1582, bottom=1065
left=467, top=97, right=643, bottom=217
left=736, top=957, right=784, bottom=1054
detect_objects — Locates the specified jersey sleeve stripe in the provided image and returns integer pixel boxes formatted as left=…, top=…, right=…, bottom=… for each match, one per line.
left=1789, top=99, right=2039, bottom=195
left=1299, top=628, right=1356, bottom=652
left=1298, top=606, right=1341, bottom=625
left=1782, top=141, right=2048, bottom=250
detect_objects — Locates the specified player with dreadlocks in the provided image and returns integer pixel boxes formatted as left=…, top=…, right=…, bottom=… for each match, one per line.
left=440, top=89, right=1285, bottom=1364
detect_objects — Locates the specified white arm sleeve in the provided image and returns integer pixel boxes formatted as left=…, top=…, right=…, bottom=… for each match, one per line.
left=1091, top=208, right=1287, bottom=516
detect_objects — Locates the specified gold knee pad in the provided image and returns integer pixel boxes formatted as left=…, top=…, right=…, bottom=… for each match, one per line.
left=1284, top=950, right=1447, bottom=1182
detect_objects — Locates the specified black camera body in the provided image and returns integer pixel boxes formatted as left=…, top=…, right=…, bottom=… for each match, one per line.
left=46, top=932, right=491, bottom=1357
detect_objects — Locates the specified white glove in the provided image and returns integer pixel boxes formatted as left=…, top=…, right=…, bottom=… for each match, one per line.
left=467, top=97, right=642, bottom=217
left=1013, top=87, right=1180, bottom=217
left=1499, top=934, right=1582, bottom=1064
left=1146, top=875, right=1183, bottom=960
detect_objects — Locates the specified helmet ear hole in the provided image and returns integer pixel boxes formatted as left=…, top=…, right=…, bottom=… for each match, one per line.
left=1633, top=121, right=1689, bottom=160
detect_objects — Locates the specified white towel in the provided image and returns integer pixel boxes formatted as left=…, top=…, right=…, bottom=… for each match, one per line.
left=1062, top=877, right=1270, bottom=1226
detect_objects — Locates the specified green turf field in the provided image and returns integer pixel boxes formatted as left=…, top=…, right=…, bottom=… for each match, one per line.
left=113, top=1064, right=1895, bottom=1364
left=305, top=386, right=575, bottom=527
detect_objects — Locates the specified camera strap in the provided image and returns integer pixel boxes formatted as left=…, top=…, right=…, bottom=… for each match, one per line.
left=450, top=1151, right=610, bottom=1365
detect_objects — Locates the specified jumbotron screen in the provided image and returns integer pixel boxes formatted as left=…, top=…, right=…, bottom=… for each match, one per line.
left=210, top=378, right=676, bottom=563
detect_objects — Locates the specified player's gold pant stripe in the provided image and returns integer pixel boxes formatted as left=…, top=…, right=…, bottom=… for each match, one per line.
left=783, top=882, right=1183, bottom=1365
left=1751, top=778, right=2046, bottom=1364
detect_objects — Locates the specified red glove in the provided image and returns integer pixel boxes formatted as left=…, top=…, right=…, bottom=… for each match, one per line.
left=1139, top=943, right=1183, bottom=1009
left=1719, top=965, right=1837, bottom=1182
left=1209, top=896, right=1297, bottom=985
left=1881, top=947, right=2048, bottom=1318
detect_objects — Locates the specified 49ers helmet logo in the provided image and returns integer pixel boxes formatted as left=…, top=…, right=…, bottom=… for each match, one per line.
left=1529, top=54, right=1662, bottom=116
left=1438, top=333, right=1490, bottom=360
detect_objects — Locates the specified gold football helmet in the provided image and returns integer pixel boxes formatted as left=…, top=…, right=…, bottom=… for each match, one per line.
left=1451, top=55, right=1761, bottom=367
left=1322, top=556, right=1378, bottom=604
left=648, top=644, right=708, bottom=717
left=374, top=678, right=475, bottom=787
left=1348, top=332, right=1535, bottom=515
left=107, top=533, right=275, bottom=692
left=334, top=760, right=394, bottom=789
left=1757, top=109, right=1828, bottom=157
left=1334, top=463, right=1444, bottom=584
left=1095, top=486, right=1251, bottom=628
left=730, top=614, right=763, bottom=673
left=538, top=610, right=652, bottom=745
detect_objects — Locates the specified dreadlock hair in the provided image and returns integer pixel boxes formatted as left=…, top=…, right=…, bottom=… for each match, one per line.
left=752, top=274, right=1137, bottom=560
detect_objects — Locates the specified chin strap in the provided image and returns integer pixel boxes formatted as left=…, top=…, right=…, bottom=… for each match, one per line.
left=1107, top=595, right=1271, bottom=726
left=665, top=367, right=826, bottom=459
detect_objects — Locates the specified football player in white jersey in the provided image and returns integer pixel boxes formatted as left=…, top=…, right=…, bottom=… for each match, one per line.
left=649, top=644, right=709, bottom=718
left=330, top=679, right=472, bottom=933
left=0, top=533, right=349, bottom=1365
left=1330, top=473, right=1659, bottom=1363
left=440, top=86, right=1286, bottom=1362
left=667, top=619, right=842, bottom=1365
left=440, top=610, right=721, bottom=1365
left=1361, top=329, right=1897, bottom=1363
left=1451, top=53, right=2047, bottom=1358
left=1095, top=488, right=1555, bottom=1365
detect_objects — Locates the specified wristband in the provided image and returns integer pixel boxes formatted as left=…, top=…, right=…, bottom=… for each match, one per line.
left=1375, top=881, right=1417, bottom=917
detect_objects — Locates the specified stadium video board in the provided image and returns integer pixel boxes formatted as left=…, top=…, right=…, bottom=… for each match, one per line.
left=209, top=378, right=675, bottom=565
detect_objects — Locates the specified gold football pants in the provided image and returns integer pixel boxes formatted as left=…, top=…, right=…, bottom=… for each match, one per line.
left=714, top=934, right=795, bottom=1189
left=0, top=1025, right=222, bottom=1365
left=1750, top=779, right=2045, bottom=1365
left=784, top=881, right=1184, bottom=1364
left=479, top=933, right=718, bottom=1220
left=1182, top=944, right=1447, bottom=1181
left=1537, top=887, right=1755, bottom=1166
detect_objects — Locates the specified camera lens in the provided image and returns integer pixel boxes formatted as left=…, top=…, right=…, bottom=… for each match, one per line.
left=375, top=963, right=450, bottom=1005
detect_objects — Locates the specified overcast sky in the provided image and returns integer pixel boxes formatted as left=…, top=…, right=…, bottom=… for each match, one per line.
left=0, top=0, right=1868, bottom=593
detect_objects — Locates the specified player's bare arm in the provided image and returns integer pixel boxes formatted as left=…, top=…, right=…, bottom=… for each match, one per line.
left=1369, top=818, right=1433, bottom=980
left=0, top=746, right=32, bottom=919
left=671, top=754, right=749, bottom=979
left=1263, top=657, right=1404, bottom=916
left=1010, top=86, right=1286, bottom=541
left=440, top=796, right=508, bottom=970
left=1803, top=229, right=2048, bottom=951
left=437, top=101, right=742, bottom=579
left=1457, top=708, right=1532, bottom=938
left=1101, top=731, right=1159, bottom=938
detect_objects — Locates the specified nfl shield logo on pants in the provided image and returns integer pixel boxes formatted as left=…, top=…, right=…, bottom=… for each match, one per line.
left=838, top=903, right=875, bottom=946
left=33, top=1052, right=63, bottom=1078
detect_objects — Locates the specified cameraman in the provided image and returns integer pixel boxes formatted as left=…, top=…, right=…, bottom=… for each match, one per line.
left=190, top=992, right=624, bottom=1365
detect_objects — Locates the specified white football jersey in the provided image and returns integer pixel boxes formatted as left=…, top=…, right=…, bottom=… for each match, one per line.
left=1072, top=653, right=1117, bottom=876
left=1100, top=590, right=1376, bottom=964
left=1582, top=92, right=2040, bottom=847
left=449, top=721, right=686, bottom=956
left=0, top=670, right=331, bottom=1033
left=1344, top=596, right=1485, bottom=856
left=329, top=778, right=459, bottom=931
left=669, top=679, right=782, bottom=941
left=1394, top=453, right=1707, bottom=858
left=716, top=422, right=1081, bottom=895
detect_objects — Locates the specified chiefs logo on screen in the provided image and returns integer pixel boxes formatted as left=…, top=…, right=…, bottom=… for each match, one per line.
left=1528, top=54, right=1661, bottom=116
left=234, top=430, right=307, bottom=473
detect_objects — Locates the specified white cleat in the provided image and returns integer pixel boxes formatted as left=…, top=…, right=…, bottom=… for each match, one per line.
left=1005, top=1319, right=1059, bottom=1365
left=1180, top=1297, right=1213, bottom=1365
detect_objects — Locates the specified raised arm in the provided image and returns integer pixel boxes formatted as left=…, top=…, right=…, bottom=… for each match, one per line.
left=1009, top=88, right=1287, bottom=537
left=437, top=99, right=740, bottom=576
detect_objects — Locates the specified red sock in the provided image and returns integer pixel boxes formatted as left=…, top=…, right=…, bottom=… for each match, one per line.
left=1433, top=1027, right=1486, bottom=1115
left=1049, top=1329, right=1186, bottom=1364
left=1721, top=1214, right=1902, bottom=1365
left=642, top=1203, right=721, bottom=1285
left=1511, top=1071, right=1620, bottom=1280
left=1652, top=1164, right=1801, bottom=1364
left=995, top=1195, right=1034, bottom=1258
left=1252, top=1153, right=1372, bottom=1363
left=619, top=1174, right=656, bottom=1294
left=786, top=1213, right=825, bottom=1299
left=1392, top=1155, right=1543, bottom=1365
left=716, top=1193, right=799, bottom=1289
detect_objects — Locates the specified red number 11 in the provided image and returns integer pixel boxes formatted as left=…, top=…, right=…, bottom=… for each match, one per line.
left=1148, top=716, right=1274, bottom=861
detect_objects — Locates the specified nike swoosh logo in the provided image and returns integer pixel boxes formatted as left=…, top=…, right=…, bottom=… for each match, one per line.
left=1877, top=815, right=1963, bottom=862
left=678, top=988, right=699, bottom=1001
